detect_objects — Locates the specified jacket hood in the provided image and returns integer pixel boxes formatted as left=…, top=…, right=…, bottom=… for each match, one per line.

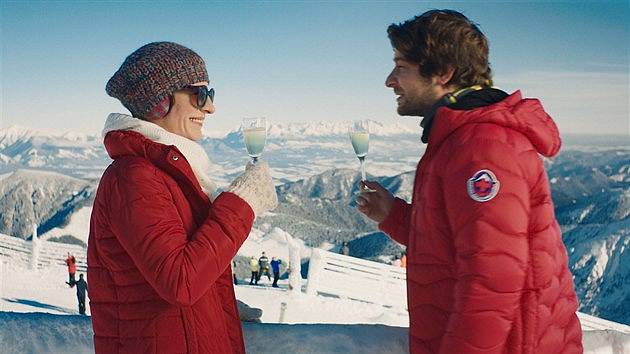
left=430, top=91, right=561, bottom=157
left=103, top=129, right=168, bottom=165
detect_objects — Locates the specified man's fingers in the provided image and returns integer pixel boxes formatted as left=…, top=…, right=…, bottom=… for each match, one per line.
left=362, top=180, right=387, bottom=194
left=364, top=180, right=381, bottom=188
left=357, top=190, right=376, bottom=204
left=361, top=180, right=374, bottom=189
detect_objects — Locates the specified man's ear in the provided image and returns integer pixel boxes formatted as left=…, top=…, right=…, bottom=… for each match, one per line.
left=434, top=66, right=455, bottom=86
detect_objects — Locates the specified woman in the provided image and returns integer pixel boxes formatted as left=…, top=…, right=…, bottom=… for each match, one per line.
left=88, top=42, right=278, bottom=353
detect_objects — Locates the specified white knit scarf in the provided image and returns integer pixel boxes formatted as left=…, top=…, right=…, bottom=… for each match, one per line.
left=103, top=113, right=219, bottom=201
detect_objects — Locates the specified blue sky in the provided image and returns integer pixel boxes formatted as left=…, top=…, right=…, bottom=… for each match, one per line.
left=1, top=1, right=628, bottom=136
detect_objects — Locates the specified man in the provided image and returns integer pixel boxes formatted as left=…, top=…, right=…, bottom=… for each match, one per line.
left=232, top=259, right=239, bottom=285
left=258, top=251, right=271, bottom=282
left=75, top=273, right=88, bottom=315
left=270, top=257, right=282, bottom=288
left=357, top=10, right=582, bottom=354
left=340, top=241, right=350, bottom=256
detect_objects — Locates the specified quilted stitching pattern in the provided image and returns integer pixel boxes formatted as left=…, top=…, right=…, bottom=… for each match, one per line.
left=383, top=92, right=583, bottom=354
left=88, top=131, right=253, bottom=354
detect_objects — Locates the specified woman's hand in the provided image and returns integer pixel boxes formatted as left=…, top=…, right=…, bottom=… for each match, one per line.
left=226, top=161, right=278, bottom=217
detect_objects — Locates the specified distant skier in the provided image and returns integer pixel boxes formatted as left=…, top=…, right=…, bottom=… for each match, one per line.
left=75, top=273, right=88, bottom=315
left=64, top=252, right=77, bottom=287
left=249, top=256, right=260, bottom=285
left=270, top=257, right=282, bottom=288
left=340, top=241, right=350, bottom=256
left=232, top=259, right=238, bottom=285
left=258, top=251, right=271, bottom=282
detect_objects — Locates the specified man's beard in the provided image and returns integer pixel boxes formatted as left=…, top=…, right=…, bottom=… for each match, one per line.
left=397, top=95, right=434, bottom=117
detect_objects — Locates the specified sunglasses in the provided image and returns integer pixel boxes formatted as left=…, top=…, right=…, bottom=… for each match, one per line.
left=182, top=85, right=215, bottom=109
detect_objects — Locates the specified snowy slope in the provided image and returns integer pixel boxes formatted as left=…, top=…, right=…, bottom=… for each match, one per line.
left=3, top=150, right=629, bottom=324
left=2, top=312, right=629, bottom=354
left=0, top=258, right=628, bottom=354
left=0, top=170, right=94, bottom=240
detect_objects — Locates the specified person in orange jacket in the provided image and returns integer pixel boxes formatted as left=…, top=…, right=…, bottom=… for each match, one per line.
left=64, top=252, right=77, bottom=287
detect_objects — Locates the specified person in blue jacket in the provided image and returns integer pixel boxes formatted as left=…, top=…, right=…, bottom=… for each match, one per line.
left=270, top=257, right=282, bottom=288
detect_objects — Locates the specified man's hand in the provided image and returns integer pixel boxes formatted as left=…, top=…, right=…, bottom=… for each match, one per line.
left=356, top=181, right=395, bottom=223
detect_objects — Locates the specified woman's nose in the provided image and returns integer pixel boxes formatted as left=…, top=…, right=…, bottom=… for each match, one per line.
left=202, top=98, right=215, bottom=114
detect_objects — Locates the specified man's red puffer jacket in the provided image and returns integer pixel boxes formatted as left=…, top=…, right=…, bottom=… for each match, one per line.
left=88, top=130, right=254, bottom=353
left=380, top=91, right=583, bottom=354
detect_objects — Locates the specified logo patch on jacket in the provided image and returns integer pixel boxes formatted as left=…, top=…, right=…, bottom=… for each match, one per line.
left=467, top=169, right=500, bottom=202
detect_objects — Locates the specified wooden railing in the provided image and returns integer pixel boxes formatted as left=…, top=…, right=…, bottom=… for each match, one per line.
left=304, top=248, right=630, bottom=335
left=0, top=232, right=86, bottom=272
left=305, top=248, right=407, bottom=309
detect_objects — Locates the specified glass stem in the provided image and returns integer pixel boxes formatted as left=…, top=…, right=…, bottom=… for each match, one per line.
left=359, top=156, right=366, bottom=181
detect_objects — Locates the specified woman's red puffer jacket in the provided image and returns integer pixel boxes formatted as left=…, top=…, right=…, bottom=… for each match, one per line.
left=88, top=130, right=253, bottom=353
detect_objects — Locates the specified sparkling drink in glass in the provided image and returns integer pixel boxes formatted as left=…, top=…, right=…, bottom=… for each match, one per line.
left=349, top=120, right=371, bottom=188
left=242, top=117, right=267, bottom=164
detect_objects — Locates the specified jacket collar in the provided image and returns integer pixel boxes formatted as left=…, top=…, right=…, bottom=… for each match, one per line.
left=421, top=87, right=508, bottom=143
left=428, top=90, right=561, bottom=157
left=102, top=113, right=219, bottom=200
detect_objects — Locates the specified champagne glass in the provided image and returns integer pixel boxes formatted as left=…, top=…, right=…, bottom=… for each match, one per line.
left=242, top=117, right=267, bottom=164
left=349, top=120, right=372, bottom=191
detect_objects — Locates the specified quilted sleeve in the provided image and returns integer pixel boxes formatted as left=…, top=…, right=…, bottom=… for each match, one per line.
left=439, top=138, right=531, bottom=354
left=378, top=197, right=412, bottom=246
left=108, top=161, right=254, bottom=307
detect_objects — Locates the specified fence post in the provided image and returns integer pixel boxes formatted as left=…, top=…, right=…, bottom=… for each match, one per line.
left=305, top=248, right=324, bottom=296
left=30, top=224, right=40, bottom=270
left=378, top=267, right=390, bottom=307
left=285, top=232, right=303, bottom=294
left=278, top=302, right=287, bottom=323
left=0, top=257, right=4, bottom=306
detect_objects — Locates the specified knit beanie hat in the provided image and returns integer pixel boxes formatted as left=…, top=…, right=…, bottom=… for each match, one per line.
left=106, top=42, right=209, bottom=118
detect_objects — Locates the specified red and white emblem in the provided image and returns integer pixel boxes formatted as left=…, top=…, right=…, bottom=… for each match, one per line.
left=467, top=169, right=500, bottom=202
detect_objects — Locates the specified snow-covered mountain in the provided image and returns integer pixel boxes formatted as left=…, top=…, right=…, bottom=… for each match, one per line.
left=253, top=148, right=630, bottom=324
left=0, top=169, right=95, bottom=240
left=0, top=123, right=628, bottom=324
left=0, top=122, right=423, bottom=183
left=544, top=149, right=630, bottom=324
left=254, top=168, right=412, bottom=258
left=0, top=126, right=106, bottom=179
left=2, top=123, right=625, bottom=184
